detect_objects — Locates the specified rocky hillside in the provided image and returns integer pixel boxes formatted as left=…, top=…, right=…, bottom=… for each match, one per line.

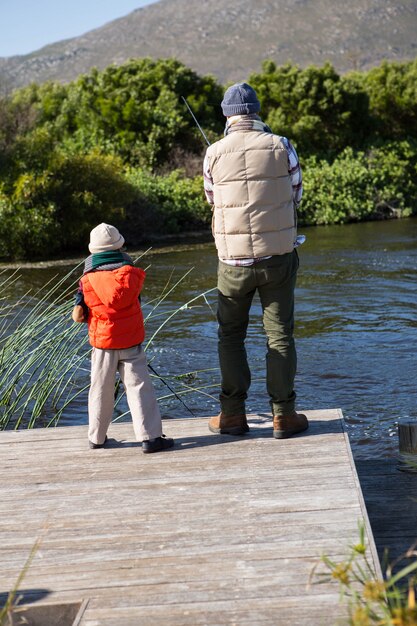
left=1, top=0, right=417, bottom=90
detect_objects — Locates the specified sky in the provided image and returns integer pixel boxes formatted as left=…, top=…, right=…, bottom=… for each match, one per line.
left=0, top=0, right=159, bottom=57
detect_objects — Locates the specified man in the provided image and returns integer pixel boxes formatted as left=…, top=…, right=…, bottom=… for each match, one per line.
left=203, top=82, right=308, bottom=439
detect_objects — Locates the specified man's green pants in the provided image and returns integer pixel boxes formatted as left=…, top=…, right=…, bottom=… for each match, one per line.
left=217, top=250, right=299, bottom=418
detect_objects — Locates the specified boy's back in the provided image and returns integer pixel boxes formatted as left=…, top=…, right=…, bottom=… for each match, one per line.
left=72, top=223, right=174, bottom=454
left=82, top=265, right=145, bottom=350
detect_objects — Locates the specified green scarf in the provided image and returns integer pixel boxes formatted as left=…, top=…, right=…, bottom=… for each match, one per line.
left=83, top=251, right=133, bottom=274
left=91, top=251, right=126, bottom=269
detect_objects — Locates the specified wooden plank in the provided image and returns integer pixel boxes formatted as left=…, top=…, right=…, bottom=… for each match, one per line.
left=79, top=594, right=345, bottom=626
left=0, top=410, right=378, bottom=625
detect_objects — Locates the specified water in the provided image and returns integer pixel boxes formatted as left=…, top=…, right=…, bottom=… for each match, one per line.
left=295, top=220, right=417, bottom=458
left=2, top=218, right=417, bottom=459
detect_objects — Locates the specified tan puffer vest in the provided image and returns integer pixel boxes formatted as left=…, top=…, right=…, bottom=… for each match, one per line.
left=205, top=130, right=297, bottom=259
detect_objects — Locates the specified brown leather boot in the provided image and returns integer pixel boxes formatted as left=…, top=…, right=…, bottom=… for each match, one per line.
left=208, top=413, right=249, bottom=435
left=273, top=412, right=308, bottom=439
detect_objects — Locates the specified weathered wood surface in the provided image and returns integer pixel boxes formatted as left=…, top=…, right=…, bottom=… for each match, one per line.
left=398, top=419, right=417, bottom=454
left=0, top=409, right=380, bottom=625
left=396, top=419, right=417, bottom=473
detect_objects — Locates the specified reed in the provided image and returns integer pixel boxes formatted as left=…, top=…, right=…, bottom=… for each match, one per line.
left=0, top=265, right=87, bottom=429
left=0, top=260, right=219, bottom=429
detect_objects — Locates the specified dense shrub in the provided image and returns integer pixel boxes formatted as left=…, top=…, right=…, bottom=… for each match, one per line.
left=0, top=57, right=417, bottom=260
left=0, top=191, right=58, bottom=258
left=300, top=140, right=417, bottom=224
left=249, top=61, right=373, bottom=157
left=12, top=58, right=224, bottom=170
left=347, top=58, right=417, bottom=140
left=0, top=94, right=38, bottom=177
left=125, top=168, right=209, bottom=234
left=2, top=151, right=136, bottom=258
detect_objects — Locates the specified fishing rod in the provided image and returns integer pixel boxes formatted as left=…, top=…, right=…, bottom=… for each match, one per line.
left=181, top=96, right=211, bottom=146
left=113, top=362, right=196, bottom=417
left=147, top=362, right=196, bottom=417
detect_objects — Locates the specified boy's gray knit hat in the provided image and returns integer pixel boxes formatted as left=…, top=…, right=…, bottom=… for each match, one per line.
left=221, top=82, right=261, bottom=116
left=89, top=223, right=125, bottom=253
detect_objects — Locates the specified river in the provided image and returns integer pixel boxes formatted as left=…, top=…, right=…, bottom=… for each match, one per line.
left=2, top=218, right=417, bottom=459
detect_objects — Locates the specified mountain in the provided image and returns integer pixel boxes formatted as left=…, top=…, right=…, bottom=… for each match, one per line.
left=1, top=0, right=417, bottom=91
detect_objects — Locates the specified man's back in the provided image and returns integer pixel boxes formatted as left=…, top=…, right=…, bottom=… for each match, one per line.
left=206, top=128, right=296, bottom=259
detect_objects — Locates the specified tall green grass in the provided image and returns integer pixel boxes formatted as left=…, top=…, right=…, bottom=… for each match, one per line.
left=0, top=265, right=88, bottom=429
left=0, top=260, right=219, bottom=430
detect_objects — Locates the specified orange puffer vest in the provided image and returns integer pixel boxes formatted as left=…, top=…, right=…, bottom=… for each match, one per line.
left=81, top=265, right=145, bottom=350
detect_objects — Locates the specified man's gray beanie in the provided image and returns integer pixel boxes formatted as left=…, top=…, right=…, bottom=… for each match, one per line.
left=221, top=82, right=261, bottom=116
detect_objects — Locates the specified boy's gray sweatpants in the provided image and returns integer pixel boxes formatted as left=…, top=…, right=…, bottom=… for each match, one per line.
left=88, top=344, right=163, bottom=445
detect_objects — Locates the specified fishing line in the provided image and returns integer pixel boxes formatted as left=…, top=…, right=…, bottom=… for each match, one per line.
left=181, top=96, right=211, bottom=146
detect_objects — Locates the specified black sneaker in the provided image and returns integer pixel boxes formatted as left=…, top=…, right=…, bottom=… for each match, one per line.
left=89, top=436, right=108, bottom=449
left=142, top=435, right=174, bottom=454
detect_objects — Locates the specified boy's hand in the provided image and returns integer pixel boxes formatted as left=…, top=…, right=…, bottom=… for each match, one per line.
left=72, top=305, right=87, bottom=323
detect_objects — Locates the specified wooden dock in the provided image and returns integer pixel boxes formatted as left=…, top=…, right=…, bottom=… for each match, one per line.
left=0, top=409, right=381, bottom=625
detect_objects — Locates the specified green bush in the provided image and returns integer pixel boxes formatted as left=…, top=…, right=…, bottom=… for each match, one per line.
left=0, top=94, right=39, bottom=179
left=0, top=190, right=58, bottom=259
left=249, top=60, right=372, bottom=157
left=3, top=151, right=136, bottom=258
left=1, top=57, right=417, bottom=260
left=300, top=140, right=417, bottom=225
left=125, top=168, right=210, bottom=234
left=12, top=59, right=224, bottom=171
left=347, top=58, right=417, bottom=141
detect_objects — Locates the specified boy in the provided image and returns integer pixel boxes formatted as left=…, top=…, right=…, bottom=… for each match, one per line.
left=72, top=223, right=174, bottom=454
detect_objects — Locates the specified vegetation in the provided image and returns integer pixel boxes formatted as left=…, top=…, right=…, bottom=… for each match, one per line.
left=0, top=56, right=417, bottom=259
left=0, top=267, right=88, bottom=429
left=313, top=524, right=417, bottom=625
left=300, top=141, right=417, bottom=225
left=0, top=538, right=42, bottom=626
left=249, top=60, right=373, bottom=156
left=0, top=264, right=218, bottom=430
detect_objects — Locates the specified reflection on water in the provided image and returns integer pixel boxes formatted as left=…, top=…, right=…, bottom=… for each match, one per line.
left=1, top=218, right=417, bottom=459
